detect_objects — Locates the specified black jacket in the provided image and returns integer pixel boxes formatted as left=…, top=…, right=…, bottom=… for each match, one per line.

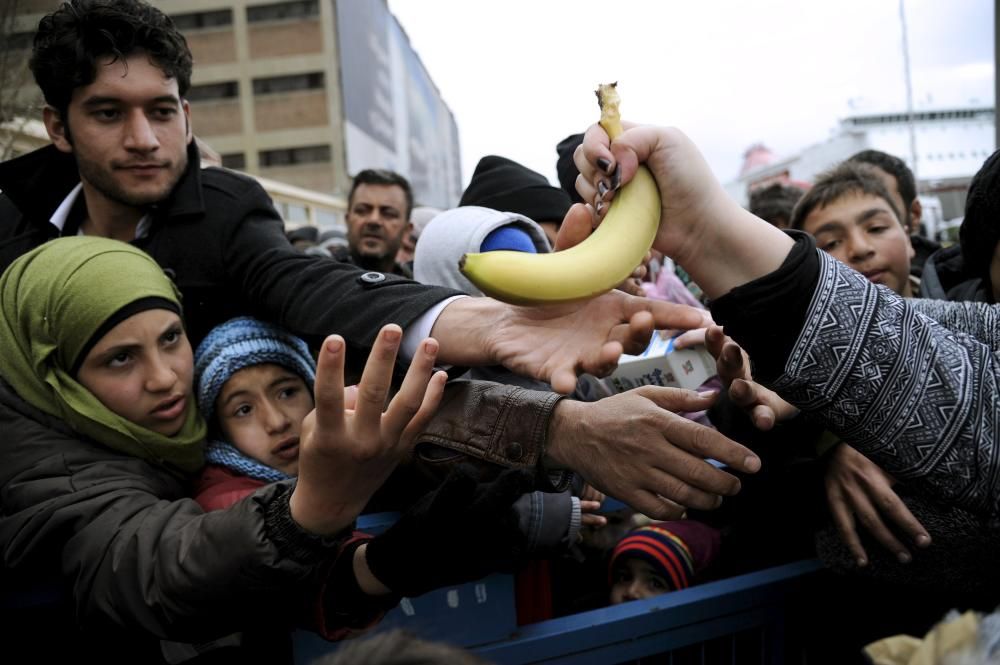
left=0, top=143, right=460, bottom=379
left=917, top=243, right=989, bottom=302
left=0, top=379, right=386, bottom=663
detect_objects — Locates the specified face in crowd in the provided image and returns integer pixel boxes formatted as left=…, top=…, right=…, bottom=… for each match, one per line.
left=77, top=309, right=194, bottom=437
left=800, top=192, right=915, bottom=298
left=44, top=52, right=192, bottom=219
left=609, top=558, right=672, bottom=604
left=214, top=364, right=314, bottom=476
left=346, top=183, right=411, bottom=270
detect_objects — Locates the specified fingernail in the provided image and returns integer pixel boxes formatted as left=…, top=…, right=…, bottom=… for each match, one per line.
left=610, top=164, right=621, bottom=190
left=383, top=328, right=401, bottom=343
left=325, top=337, right=343, bottom=353
left=897, top=551, right=911, bottom=564
left=597, top=180, right=609, bottom=199
left=596, top=157, right=612, bottom=173
left=423, top=338, right=439, bottom=355
left=698, top=389, right=718, bottom=398
left=856, top=557, right=867, bottom=567
left=915, top=534, right=931, bottom=547
left=744, top=455, right=761, bottom=472
left=596, top=201, right=604, bottom=215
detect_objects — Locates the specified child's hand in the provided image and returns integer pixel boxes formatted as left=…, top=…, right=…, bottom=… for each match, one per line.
left=290, top=324, right=448, bottom=536
left=580, top=500, right=607, bottom=529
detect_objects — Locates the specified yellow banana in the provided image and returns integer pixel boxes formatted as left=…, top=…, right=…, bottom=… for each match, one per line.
left=459, top=82, right=661, bottom=305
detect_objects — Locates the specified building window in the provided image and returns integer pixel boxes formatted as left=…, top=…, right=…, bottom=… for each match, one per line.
left=277, top=201, right=310, bottom=223
left=171, top=9, right=233, bottom=31
left=252, top=72, right=324, bottom=95
left=186, top=81, right=239, bottom=103
left=221, top=153, right=246, bottom=170
left=247, top=0, right=319, bottom=23
left=259, top=144, right=331, bottom=167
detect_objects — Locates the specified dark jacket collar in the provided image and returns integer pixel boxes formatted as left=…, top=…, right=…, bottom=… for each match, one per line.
left=0, top=141, right=205, bottom=225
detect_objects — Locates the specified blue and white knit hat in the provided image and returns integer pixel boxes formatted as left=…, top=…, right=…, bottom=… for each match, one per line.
left=194, top=316, right=316, bottom=427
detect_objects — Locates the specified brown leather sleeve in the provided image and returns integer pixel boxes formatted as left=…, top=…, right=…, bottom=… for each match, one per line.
left=412, top=379, right=572, bottom=491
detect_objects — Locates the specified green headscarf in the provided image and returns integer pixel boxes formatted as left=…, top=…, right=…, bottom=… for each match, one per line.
left=0, top=237, right=205, bottom=472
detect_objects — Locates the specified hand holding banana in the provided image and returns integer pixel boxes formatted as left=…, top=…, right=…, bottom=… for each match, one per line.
left=460, top=83, right=660, bottom=305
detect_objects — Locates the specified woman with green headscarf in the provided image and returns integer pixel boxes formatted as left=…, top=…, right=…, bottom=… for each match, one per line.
left=0, top=236, right=461, bottom=661
left=0, top=235, right=206, bottom=471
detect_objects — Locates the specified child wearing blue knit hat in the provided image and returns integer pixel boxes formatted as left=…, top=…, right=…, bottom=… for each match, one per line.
left=193, top=316, right=318, bottom=511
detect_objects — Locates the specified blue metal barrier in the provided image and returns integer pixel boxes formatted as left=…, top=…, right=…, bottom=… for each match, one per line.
left=293, top=512, right=824, bottom=664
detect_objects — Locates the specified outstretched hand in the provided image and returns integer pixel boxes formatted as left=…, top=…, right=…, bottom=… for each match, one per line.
left=567, top=122, right=794, bottom=300
left=290, top=324, right=448, bottom=536
left=704, top=325, right=798, bottom=430
left=546, top=387, right=760, bottom=520
left=488, top=291, right=713, bottom=394
left=824, top=443, right=931, bottom=567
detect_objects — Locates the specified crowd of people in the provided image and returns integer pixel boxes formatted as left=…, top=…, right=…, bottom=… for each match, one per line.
left=0, top=1, right=997, bottom=663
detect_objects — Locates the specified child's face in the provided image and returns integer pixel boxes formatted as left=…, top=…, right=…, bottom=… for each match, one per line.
left=609, top=558, right=671, bottom=604
left=802, top=192, right=915, bottom=297
left=77, top=309, right=193, bottom=437
left=215, top=364, right=314, bottom=476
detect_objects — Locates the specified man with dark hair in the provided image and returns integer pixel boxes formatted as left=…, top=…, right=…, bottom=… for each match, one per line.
left=344, top=168, right=414, bottom=275
left=747, top=182, right=806, bottom=229
left=848, top=149, right=939, bottom=276
left=0, top=0, right=761, bottom=658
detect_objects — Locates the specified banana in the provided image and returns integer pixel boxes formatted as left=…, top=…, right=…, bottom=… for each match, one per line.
left=459, top=82, right=661, bottom=305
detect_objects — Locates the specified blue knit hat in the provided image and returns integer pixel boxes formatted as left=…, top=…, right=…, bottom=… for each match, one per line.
left=194, top=317, right=316, bottom=427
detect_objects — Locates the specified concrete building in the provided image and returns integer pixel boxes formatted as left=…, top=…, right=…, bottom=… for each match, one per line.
left=726, top=106, right=996, bottom=226
left=7, top=0, right=462, bottom=227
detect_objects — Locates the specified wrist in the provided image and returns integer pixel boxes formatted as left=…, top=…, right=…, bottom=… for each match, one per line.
left=430, top=297, right=505, bottom=366
left=353, top=543, right=393, bottom=596
left=544, top=400, right=584, bottom=469
left=288, top=482, right=362, bottom=537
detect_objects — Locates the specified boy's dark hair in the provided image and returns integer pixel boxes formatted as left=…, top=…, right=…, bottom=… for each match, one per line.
left=30, top=0, right=193, bottom=121
left=748, top=183, right=806, bottom=228
left=348, top=169, right=414, bottom=220
left=790, top=162, right=902, bottom=231
left=848, top=149, right=917, bottom=216
left=312, top=629, right=488, bottom=665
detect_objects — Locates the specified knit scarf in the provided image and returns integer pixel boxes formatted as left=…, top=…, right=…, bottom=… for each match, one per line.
left=0, top=237, right=206, bottom=472
left=204, top=440, right=291, bottom=483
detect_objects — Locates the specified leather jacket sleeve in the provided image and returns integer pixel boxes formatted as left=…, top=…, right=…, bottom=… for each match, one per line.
left=411, top=379, right=572, bottom=492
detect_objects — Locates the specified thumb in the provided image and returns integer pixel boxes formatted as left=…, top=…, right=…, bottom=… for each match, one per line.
left=554, top=203, right=595, bottom=251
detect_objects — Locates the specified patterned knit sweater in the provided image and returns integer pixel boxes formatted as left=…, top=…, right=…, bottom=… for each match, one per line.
left=712, top=233, right=1000, bottom=518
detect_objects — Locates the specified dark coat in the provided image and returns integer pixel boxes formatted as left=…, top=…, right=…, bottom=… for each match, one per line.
left=918, top=243, right=989, bottom=302
left=0, top=143, right=459, bottom=379
left=0, top=379, right=385, bottom=663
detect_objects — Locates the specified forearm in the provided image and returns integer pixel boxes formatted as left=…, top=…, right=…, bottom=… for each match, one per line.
left=908, top=297, right=1000, bottom=347
left=674, top=196, right=796, bottom=300
left=734, top=250, right=1000, bottom=515
left=411, top=379, right=571, bottom=491
left=428, top=296, right=504, bottom=366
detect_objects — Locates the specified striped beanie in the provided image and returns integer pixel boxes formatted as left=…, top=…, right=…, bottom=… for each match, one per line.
left=609, top=521, right=721, bottom=591
left=194, top=317, right=316, bottom=426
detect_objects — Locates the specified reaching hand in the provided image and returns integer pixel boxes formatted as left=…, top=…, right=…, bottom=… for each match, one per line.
left=566, top=122, right=794, bottom=300
left=824, top=443, right=931, bottom=567
left=289, top=325, right=448, bottom=536
left=579, top=500, right=607, bottom=529
left=364, top=466, right=537, bottom=597
left=485, top=292, right=713, bottom=394
left=704, top=325, right=798, bottom=430
left=546, top=387, right=760, bottom=520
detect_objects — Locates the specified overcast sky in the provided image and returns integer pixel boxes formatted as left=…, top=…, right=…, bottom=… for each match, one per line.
left=386, top=0, right=993, bottom=189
